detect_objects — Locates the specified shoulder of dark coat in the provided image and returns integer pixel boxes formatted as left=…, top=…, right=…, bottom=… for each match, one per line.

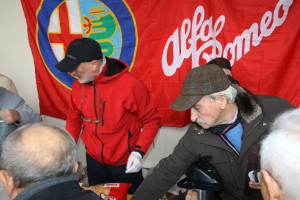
left=256, top=95, right=295, bottom=122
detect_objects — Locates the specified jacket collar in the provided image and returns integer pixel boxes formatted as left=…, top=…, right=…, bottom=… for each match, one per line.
left=15, top=175, right=77, bottom=200
left=192, top=114, right=270, bottom=159
left=233, top=84, right=262, bottom=123
left=93, top=57, right=128, bottom=83
left=193, top=125, right=233, bottom=153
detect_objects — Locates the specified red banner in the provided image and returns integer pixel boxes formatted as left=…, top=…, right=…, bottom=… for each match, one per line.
left=21, top=0, right=300, bottom=127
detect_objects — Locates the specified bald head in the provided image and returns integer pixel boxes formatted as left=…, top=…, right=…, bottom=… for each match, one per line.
left=0, top=123, right=76, bottom=187
left=21, top=126, right=68, bottom=170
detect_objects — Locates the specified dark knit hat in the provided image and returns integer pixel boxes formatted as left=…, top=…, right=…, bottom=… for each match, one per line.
left=207, top=57, right=231, bottom=71
left=171, top=64, right=231, bottom=111
left=55, top=38, right=103, bottom=73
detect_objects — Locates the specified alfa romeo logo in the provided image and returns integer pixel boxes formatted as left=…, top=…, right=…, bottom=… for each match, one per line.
left=36, top=0, right=137, bottom=88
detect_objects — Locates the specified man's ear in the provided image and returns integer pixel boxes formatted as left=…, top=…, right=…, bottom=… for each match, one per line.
left=0, top=170, right=15, bottom=198
left=261, top=169, right=281, bottom=200
left=217, top=94, right=228, bottom=109
left=90, top=60, right=101, bottom=71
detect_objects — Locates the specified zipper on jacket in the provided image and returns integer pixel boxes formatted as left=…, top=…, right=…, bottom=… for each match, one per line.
left=127, top=130, right=132, bottom=152
left=102, top=100, right=106, bottom=126
left=93, top=84, right=99, bottom=122
left=93, top=84, right=106, bottom=164
left=94, top=121, right=105, bottom=164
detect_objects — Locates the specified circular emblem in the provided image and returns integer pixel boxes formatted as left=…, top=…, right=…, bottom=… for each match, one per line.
left=36, top=0, right=137, bottom=88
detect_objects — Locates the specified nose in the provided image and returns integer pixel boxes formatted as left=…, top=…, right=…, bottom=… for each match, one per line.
left=190, top=108, right=199, bottom=122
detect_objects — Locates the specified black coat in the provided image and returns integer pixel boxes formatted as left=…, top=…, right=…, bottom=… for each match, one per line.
left=26, top=181, right=101, bottom=200
left=15, top=175, right=102, bottom=200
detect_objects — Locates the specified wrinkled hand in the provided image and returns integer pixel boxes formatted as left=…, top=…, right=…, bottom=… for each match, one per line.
left=125, top=151, right=142, bottom=173
left=0, top=109, right=20, bottom=124
left=185, top=190, right=198, bottom=200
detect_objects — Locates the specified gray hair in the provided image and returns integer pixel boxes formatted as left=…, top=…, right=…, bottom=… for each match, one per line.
left=260, top=109, right=300, bottom=200
left=270, top=108, right=300, bottom=132
left=0, top=122, right=76, bottom=187
left=206, top=85, right=237, bottom=103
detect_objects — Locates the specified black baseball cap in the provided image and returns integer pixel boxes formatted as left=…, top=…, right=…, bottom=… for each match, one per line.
left=55, top=38, right=103, bottom=73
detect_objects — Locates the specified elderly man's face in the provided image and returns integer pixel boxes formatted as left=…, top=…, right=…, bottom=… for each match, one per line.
left=69, top=60, right=100, bottom=84
left=190, top=96, right=224, bottom=129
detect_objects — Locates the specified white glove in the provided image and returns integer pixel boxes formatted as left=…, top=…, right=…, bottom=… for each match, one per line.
left=125, top=151, right=142, bottom=173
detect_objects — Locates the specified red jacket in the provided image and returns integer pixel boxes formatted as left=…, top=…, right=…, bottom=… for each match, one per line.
left=66, top=57, right=161, bottom=165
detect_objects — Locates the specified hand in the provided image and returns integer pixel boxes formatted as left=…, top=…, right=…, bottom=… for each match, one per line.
left=248, top=170, right=261, bottom=190
left=249, top=181, right=261, bottom=190
left=185, top=190, right=198, bottom=200
left=125, top=151, right=142, bottom=173
left=0, top=109, right=20, bottom=124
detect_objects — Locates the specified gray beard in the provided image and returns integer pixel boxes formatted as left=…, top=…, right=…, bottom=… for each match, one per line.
left=196, top=118, right=205, bottom=125
left=78, top=79, right=90, bottom=84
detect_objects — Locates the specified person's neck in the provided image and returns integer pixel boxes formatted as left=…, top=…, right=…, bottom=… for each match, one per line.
left=94, top=57, right=107, bottom=78
left=220, top=103, right=239, bottom=125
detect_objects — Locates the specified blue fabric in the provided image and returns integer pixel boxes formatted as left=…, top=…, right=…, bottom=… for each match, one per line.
left=225, top=123, right=243, bottom=152
left=209, top=112, right=242, bottom=135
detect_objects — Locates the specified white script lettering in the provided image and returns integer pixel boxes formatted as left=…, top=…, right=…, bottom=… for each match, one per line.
left=162, top=0, right=293, bottom=76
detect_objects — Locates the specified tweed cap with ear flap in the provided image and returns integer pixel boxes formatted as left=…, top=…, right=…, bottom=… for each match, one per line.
left=171, top=64, right=231, bottom=111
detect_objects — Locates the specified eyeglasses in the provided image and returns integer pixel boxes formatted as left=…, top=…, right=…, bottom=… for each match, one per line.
left=81, top=115, right=101, bottom=123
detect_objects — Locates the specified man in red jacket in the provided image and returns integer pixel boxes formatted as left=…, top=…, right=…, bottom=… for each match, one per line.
left=55, top=38, right=161, bottom=194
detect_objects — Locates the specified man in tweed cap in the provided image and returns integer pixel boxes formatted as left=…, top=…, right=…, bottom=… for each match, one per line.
left=132, top=64, right=294, bottom=200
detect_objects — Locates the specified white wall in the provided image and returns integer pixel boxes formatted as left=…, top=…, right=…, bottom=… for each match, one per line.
left=0, top=0, right=188, bottom=168
left=0, top=0, right=38, bottom=111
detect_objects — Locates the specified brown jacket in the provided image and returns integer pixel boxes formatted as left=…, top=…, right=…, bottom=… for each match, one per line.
left=132, top=92, right=294, bottom=200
